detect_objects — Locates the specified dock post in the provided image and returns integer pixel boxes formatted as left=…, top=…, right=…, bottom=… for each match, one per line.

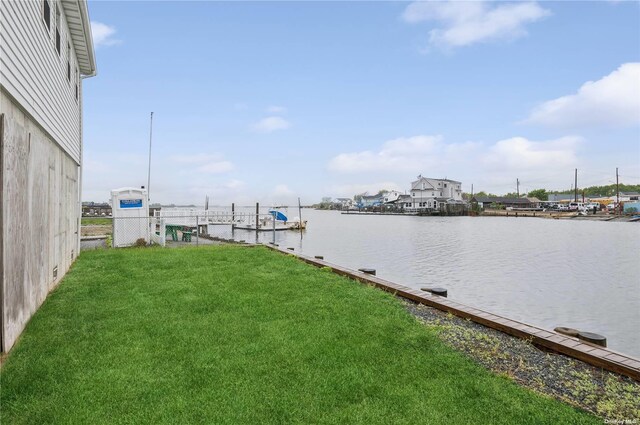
left=256, top=203, right=259, bottom=237
left=578, top=332, right=607, bottom=347
left=231, top=203, right=235, bottom=231
left=196, top=215, right=199, bottom=246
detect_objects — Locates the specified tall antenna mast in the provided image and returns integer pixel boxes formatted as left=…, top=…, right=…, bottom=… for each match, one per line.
left=147, top=112, right=154, bottom=201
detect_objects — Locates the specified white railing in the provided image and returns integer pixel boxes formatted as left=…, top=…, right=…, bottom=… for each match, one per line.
left=149, top=217, right=166, bottom=246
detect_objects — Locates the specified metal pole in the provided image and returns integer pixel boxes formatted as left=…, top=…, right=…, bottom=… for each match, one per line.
left=256, top=202, right=259, bottom=237
left=616, top=167, right=619, bottom=215
left=272, top=209, right=276, bottom=244
left=574, top=168, right=578, bottom=202
left=147, top=112, right=153, bottom=201
left=231, top=203, right=235, bottom=230
left=196, top=215, right=199, bottom=246
left=298, top=197, right=303, bottom=235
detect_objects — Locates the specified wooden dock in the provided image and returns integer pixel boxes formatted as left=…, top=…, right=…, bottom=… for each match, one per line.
left=233, top=225, right=291, bottom=232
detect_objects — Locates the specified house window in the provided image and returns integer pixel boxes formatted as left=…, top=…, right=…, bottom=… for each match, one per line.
left=55, top=4, right=61, bottom=55
left=43, top=0, right=51, bottom=31
left=75, top=68, right=79, bottom=100
left=66, top=43, right=71, bottom=82
left=444, top=184, right=447, bottom=188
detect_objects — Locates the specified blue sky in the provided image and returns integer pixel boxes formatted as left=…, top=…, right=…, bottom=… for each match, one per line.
left=83, top=1, right=640, bottom=205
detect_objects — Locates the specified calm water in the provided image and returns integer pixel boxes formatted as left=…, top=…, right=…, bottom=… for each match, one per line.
left=211, top=208, right=640, bottom=358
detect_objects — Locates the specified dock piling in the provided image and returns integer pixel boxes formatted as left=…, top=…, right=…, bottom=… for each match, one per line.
left=578, top=332, right=607, bottom=347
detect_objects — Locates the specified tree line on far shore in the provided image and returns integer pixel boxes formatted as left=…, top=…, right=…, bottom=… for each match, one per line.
left=465, top=184, right=640, bottom=201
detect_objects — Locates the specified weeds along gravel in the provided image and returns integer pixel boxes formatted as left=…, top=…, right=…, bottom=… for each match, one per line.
left=405, top=301, right=640, bottom=422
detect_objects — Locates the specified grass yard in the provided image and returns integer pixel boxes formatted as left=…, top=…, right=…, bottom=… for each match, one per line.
left=0, top=246, right=598, bottom=424
left=81, top=217, right=113, bottom=226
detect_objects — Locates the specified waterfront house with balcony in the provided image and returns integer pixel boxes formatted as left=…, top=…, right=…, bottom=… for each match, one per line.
left=406, top=176, right=463, bottom=211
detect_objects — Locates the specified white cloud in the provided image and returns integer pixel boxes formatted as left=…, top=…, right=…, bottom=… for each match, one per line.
left=252, top=116, right=291, bottom=133
left=171, top=153, right=223, bottom=164
left=483, top=136, right=582, bottom=170
left=326, top=182, right=403, bottom=199
left=402, top=1, right=549, bottom=49
left=526, top=63, right=640, bottom=128
left=328, top=135, right=479, bottom=174
left=326, top=134, right=584, bottom=196
left=170, top=153, right=234, bottom=174
left=267, top=106, right=287, bottom=114
left=475, top=136, right=584, bottom=192
left=90, top=21, right=121, bottom=47
left=196, top=161, right=234, bottom=174
left=273, top=184, right=294, bottom=197
left=224, top=179, right=246, bottom=190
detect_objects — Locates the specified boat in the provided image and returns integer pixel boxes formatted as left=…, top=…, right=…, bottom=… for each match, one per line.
left=267, top=210, right=307, bottom=230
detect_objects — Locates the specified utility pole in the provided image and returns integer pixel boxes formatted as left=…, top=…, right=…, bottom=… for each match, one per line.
left=516, top=178, right=520, bottom=198
left=574, top=168, right=578, bottom=202
left=616, top=167, right=620, bottom=215
left=147, top=112, right=154, bottom=202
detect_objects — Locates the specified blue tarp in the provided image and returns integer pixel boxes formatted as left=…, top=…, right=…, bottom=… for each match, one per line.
left=623, top=202, right=640, bottom=214
left=269, top=210, right=288, bottom=221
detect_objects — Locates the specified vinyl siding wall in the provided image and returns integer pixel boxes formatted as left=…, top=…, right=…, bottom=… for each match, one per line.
left=0, top=0, right=82, bottom=164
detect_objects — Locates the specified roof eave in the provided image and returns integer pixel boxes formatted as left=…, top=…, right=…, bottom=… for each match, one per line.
left=62, top=0, right=97, bottom=77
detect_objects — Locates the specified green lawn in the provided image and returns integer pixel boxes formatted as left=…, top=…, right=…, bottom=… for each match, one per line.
left=81, top=217, right=113, bottom=226
left=0, top=246, right=597, bottom=424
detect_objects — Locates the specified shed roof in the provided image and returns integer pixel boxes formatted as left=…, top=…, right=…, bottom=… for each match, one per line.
left=472, top=197, right=532, bottom=204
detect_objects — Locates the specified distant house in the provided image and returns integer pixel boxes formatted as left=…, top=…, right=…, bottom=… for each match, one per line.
left=547, top=194, right=575, bottom=203
left=360, top=195, right=383, bottom=208
left=405, top=176, right=463, bottom=210
left=382, top=190, right=402, bottom=204
left=397, top=194, right=413, bottom=209
left=617, top=192, right=640, bottom=202
left=335, top=198, right=354, bottom=210
left=527, top=197, right=542, bottom=208
left=82, top=202, right=112, bottom=216
left=0, top=0, right=96, bottom=352
left=472, top=197, right=538, bottom=209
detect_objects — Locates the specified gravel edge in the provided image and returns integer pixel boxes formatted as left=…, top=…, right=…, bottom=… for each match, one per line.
left=403, top=300, right=640, bottom=422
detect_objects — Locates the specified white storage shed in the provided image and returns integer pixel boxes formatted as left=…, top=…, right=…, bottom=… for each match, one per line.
left=111, top=187, right=149, bottom=247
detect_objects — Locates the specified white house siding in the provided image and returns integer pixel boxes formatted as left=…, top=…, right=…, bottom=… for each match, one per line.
left=0, top=0, right=93, bottom=352
left=410, top=177, right=463, bottom=205
left=0, top=0, right=82, bottom=163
